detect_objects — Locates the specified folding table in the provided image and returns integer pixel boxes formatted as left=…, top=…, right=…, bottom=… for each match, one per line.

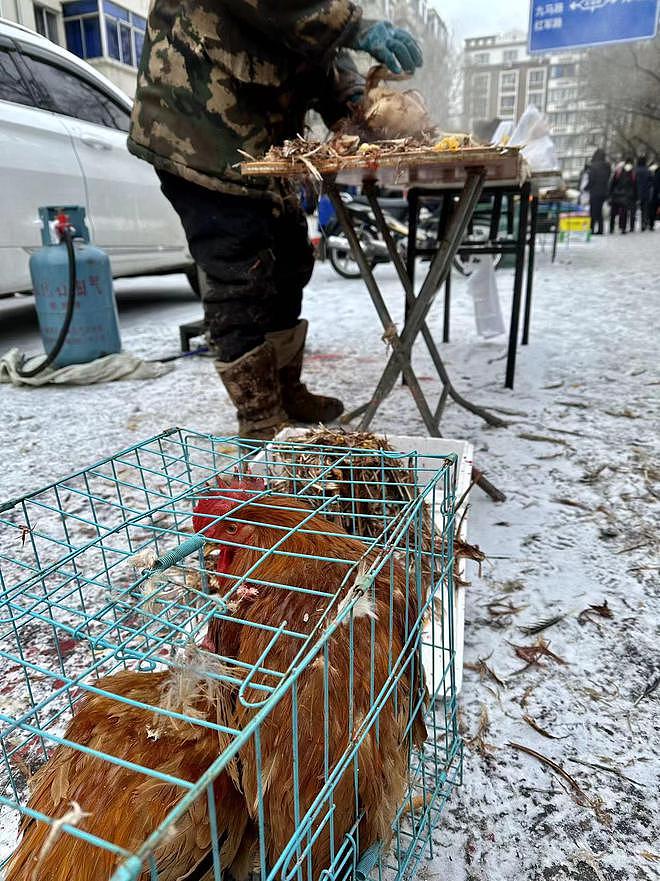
left=242, top=147, right=530, bottom=501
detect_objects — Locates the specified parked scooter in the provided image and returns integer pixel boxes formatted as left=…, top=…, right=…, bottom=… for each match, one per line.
left=319, top=193, right=423, bottom=278
left=319, top=193, right=500, bottom=279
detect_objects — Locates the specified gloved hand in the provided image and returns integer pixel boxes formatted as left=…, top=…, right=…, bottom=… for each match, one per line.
left=351, top=20, right=423, bottom=75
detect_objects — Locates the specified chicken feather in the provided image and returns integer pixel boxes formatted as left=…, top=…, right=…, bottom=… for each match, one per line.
left=6, top=669, right=255, bottom=881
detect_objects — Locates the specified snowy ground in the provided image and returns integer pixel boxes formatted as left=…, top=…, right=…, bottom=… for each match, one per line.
left=1, top=229, right=658, bottom=879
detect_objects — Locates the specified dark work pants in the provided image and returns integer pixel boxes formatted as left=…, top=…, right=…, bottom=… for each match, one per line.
left=590, top=195, right=605, bottom=235
left=158, top=171, right=315, bottom=362
left=610, top=202, right=631, bottom=233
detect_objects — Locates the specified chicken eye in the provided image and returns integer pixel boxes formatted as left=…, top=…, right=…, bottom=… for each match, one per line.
left=225, top=523, right=238, bottom=535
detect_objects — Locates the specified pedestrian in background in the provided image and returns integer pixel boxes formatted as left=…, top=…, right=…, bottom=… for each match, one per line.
left=586, top=148, right=610, bottom=235
left=609, top=159, right=636, bottom=234
left=635, top=156, right=654, bottom=231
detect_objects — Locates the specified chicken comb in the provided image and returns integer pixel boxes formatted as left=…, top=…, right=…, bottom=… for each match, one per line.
left=192, top=474, right=266, bottom=534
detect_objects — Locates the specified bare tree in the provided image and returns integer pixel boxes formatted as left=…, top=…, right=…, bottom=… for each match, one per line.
left=583, top=37, right=660, bottom=160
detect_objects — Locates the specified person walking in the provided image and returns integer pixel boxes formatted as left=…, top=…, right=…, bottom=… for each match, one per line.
left=128, top=2, right=423, bottom=439
left=609, top=160, right=636, bottom=234
left=635, top=156, right=654, bottom=231
left=586, top=148, right=610, bottom=235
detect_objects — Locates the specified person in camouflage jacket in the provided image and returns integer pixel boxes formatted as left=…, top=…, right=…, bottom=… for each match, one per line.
left=128, top=0, right=422, bottom=439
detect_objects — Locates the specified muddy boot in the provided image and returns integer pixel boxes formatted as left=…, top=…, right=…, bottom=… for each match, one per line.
left=215, top=342, right=288, bottom=440
left=266, top=320, right=344, bottom=424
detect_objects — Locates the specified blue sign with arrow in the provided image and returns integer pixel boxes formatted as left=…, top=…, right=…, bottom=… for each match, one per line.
left=529, top=0, right=659, bottom=53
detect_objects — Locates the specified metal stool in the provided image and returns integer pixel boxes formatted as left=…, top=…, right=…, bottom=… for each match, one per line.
left=179, top=318, right=206, bottom=353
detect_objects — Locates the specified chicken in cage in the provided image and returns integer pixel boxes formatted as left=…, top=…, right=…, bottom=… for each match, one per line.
left=0, top=428, right=463, bottom=881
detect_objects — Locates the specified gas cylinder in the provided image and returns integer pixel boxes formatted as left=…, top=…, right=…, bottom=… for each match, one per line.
left=29, top=206, right=121, bottom=368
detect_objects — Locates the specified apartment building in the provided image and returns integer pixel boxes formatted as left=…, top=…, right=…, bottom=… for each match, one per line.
left=462, top=30, right=606, bottom=180
left=3, top=0, right=151, bottom=95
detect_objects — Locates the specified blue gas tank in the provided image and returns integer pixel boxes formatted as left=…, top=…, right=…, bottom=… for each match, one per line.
left=30, top=206, right=121, bottom=368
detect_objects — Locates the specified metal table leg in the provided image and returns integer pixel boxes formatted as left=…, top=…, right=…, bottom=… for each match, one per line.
left=403, top=189, right=420, bottom=387
left=360, top=182, right=506, bottom=501
left=490, top=192, right=503, bottom=241
left=362, top=182, right=504, bottom=430
left=443, top=273, right=451, bottom=344
left=505, top=181, right=531, bottom=389
left=357, top=169, right=487, bottom=430
left=522, top=195, right=539, bottom=346
left=325, top=182, right=440, bottom=436
left=552, top=204, right=560, bottom=263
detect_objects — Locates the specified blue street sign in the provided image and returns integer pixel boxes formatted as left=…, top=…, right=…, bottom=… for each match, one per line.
left=529, top=0, right=659, bottom=53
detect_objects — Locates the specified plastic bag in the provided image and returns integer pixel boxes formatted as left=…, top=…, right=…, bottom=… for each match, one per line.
left=491, top=120, right=515, bottom=146
left=508, top=105, right=559, bottom=172
left=467, top=257, right=505, bottom=339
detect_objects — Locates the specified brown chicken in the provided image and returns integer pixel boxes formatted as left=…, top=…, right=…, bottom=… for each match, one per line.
left=6, top=667, right=256, bottom=881
left=193, top=482, right=427, bottom=881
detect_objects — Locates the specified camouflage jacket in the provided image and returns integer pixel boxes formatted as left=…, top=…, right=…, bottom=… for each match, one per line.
left=128, top=1, right=363, bottom=198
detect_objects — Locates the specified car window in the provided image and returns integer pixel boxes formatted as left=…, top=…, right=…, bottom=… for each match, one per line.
left=19, top=52, right=131, bottom=131
left=0, top=46, right=36, bottom=108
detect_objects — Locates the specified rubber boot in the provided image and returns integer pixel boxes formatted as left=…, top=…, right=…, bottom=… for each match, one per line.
left=266, top=320, right=344, bottom=424
left=215, top=342, right=288, bottom=440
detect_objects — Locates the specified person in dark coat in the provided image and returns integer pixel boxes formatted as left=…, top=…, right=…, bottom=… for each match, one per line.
left=635, top=156, right=654, bottom=231
left=586, top=148, right=611, bottom=235
left=609, top=159, right=636, bottom=234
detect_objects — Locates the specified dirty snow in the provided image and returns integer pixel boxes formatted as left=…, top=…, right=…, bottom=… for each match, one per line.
left=1, top=230, right=658, bottom=880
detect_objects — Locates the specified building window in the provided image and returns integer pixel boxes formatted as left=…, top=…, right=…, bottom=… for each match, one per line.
left=503, top=49, right=518, bottom=63
left=526, top=67, right=546, bottom=109
left=549, top=110, right=577, bottom=130
left=498, top=68, right=518, bottom=119
left=550, top=63, right=577, bottom=79
left=474, top=52, right=490, bottom=64
left=34, top=4, right=59, bottom=44
left=548, top=85, right=577, bottom=105
left=63, top=1, right=146, bottom=67
left=469, top=72, right=490, bottom=121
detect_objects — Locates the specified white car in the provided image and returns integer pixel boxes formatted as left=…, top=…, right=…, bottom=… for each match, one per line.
left=0, top=18, right=195, bottom=296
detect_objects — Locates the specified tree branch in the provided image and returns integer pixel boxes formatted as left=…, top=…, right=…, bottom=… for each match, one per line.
left=628, top=43, right=660, bottom=86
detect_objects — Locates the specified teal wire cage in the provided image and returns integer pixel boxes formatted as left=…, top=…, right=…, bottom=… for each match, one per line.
left=0, top=428, right=462, bottom=881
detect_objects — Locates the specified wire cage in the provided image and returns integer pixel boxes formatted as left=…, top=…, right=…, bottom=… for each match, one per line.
left=0, top=428, right=462, bottom=881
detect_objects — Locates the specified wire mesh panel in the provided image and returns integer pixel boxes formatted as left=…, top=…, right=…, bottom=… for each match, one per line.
left=0, top=428, right=462, bottom=881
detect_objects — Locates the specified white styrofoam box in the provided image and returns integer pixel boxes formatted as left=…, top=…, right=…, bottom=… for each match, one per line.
left=383, top=436, right=473, bottom=697
left=254, top=430, right=472, bottom=696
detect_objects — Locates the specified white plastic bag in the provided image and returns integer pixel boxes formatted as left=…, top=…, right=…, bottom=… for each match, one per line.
left=508, top=105, right=559, bottom=172
left=467, top=257, right=505, bottom=339
left=491, top=120, right=515, bottom=146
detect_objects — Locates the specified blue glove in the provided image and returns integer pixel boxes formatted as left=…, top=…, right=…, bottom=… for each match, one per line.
left=352, top=20, right=423, bottom=75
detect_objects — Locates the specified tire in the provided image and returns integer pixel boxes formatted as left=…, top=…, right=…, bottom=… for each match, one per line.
left=327, top=228, right=378, bottom=279
left=328, top=243, right=367, bottom=279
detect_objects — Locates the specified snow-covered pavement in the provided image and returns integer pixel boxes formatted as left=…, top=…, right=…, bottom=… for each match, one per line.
left=1, top=230, right=658, bottom=879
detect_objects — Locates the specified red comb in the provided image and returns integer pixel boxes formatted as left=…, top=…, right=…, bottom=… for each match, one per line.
left=192, top=474, right=265, bottom=534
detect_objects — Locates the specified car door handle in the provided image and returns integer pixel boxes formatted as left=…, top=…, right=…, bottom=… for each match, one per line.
left=81, top=135, right=112, bottom=150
